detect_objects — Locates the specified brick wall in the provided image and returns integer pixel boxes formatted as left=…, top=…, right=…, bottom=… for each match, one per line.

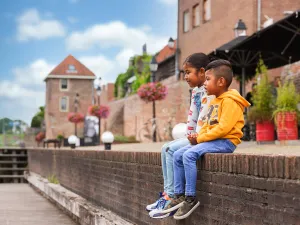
left=45, top=78, right=94, bottom=140
left=28, top=149, right=300, bottom=225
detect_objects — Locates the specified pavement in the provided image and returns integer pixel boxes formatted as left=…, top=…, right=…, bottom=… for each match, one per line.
left=0, top=184, right=76, bottom=225
left=72, top=140, right=300, bottom=156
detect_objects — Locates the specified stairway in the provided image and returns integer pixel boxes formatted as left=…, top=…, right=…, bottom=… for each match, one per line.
left=0, top=148, right=28, bottom=183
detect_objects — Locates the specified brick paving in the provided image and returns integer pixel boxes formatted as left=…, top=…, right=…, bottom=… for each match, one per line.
left=73, top=140, right=300, bottom=156
left=0, top=184, right=76, bottom=225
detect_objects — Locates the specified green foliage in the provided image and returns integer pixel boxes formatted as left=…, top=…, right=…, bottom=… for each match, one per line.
left=114, top=54, right=152, bottom=99
left=47, top=174, right=59, bottom=184
left=248, top=58, right=274, bottom=122
left=273, top=80, right=300, bottom=115
left=114, top=135, right=139, bottom=143
left=56, top=134, right=64, bottom=141
left=31, top=106, right=45, bottom=128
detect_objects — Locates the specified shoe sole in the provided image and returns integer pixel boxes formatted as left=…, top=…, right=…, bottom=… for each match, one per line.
left=149, top=212, right=172, bottom=219
left=160, top=201, right=185, bottom=214
left=173, top=201, right=200, bottom=220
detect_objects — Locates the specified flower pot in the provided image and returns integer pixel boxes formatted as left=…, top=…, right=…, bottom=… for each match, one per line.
left=256, top=121, right=275, bottom=142
left=275, top=112, right=298, bottom=140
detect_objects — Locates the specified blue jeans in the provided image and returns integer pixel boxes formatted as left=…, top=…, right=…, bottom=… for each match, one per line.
left=173, top=139, right=236, bottom=196
left=161, top=138, right=190, bottom=197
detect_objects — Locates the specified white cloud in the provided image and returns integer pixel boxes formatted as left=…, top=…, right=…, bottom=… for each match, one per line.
left=0, top=59, right=54, bottom=124
left=67, top=16, right=78, bottom=24
left=66, top=21, right=168, bottom=54
left=13, top=59, right=55, bottom=87
left=158, top=0, right=177, bottom=5
left=115, top=49, right=136, bottom=70
left=17, top=8, right=66, bottom=41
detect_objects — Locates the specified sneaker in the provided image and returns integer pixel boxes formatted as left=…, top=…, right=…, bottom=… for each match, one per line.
left=149, top=207, right=177, bottom=219
left=146, top=192, right=165, bottom=211
left=149, top=197, right=172, bottom=219
left=173, top=197, right=200, bottom=220
left=160, top=195, right=185, bottom=213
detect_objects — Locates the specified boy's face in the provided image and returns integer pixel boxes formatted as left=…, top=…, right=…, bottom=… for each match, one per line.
left=204, top=69, right=225, bottom=96
left=183, top=63, right=205, bottom=88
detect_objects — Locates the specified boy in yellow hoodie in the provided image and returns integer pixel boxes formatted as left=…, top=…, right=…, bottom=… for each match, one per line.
left=167, top=60, right=250, bottom=220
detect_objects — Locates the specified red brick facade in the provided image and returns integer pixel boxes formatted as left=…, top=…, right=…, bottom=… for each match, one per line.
left=45, top=55, right=95, bottom=140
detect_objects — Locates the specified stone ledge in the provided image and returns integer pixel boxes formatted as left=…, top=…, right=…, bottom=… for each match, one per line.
left=25, top=171, right=133, bottom=225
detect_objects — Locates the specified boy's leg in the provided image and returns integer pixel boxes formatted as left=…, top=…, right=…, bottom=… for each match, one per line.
left=165, top=138, right=190, bottom=197
left=184, top=139, right=236, bottom=196
left=173, top=139, right=236, bottom=220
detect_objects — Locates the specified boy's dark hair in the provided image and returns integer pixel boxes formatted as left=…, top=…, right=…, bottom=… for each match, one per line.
left=205, top=59, right=233, bottom=87
left=183, top=53, right=211, bottom=70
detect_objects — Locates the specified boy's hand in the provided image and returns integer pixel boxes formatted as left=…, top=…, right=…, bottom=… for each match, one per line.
left=187, top=133, right=198, bottom=145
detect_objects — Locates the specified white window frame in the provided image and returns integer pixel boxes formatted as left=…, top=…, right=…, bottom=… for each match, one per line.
left=59, top=96, right=69, bottom=112
left=203, top=0, right=211, bottom=22
left=193, top=4, right=200, bottom=28
left=183, top=10, right=190, bottom=33
left=60, top=79, right=69, bottom=91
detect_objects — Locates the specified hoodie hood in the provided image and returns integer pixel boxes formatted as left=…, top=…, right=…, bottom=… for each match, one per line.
left=218, top=89, right=251, bottom=109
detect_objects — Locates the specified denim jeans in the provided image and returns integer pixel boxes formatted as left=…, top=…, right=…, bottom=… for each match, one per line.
left=173, top=139, right=236, bottom=196
left=161, top=138, right=190, bottom=197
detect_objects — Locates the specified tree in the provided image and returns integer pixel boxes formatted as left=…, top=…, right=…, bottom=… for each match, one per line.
left=31, top=106, right=45, bottom=128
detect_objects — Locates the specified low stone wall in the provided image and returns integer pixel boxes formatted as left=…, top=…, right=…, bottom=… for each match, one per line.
left=28, top=149, right=300, bottom=225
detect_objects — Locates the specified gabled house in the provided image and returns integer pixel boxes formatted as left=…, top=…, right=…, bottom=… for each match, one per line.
left=44, top=55, right=96, bottom=140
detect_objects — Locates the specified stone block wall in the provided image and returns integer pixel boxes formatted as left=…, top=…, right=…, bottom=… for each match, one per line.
left=28, top=149, right=300, bottom=225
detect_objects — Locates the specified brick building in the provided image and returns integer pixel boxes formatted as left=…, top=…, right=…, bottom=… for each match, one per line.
left=44, top=55, right=96, bottom=140
left=177, top=0, right=300, bottom=90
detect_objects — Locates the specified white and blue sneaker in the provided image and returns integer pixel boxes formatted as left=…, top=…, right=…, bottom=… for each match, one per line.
left=149, top=197, right=173, bottom=219
left=146, top=192, right=164, bottom=211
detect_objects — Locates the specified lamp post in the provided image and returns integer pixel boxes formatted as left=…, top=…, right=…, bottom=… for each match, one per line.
left=150, top=56, right=158, bottom=142
left=234, top=19, right=247, bottom=37
left=101, top=131, right=114, bottom=150
left=96, top=77, right=102, bottom=144
left=234, top=19, right=247, bottom=96
left=74, top=93, right=79, bottom=136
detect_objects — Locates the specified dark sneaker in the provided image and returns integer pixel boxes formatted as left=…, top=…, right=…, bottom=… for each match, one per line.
left=173, top=197, right=200, bottom=220
left=161, top=195, right=185, bottom=213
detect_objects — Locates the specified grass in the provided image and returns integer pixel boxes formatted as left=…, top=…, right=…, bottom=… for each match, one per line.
left=47, top=174, right=59, bottom=184
left=0, top=133, right=25, bottom=147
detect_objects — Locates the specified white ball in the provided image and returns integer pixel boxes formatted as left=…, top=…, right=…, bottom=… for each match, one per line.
left=101, top=131, right=114, bottom=143
left=68, top=135, right=77, bottom=145
left=172, top=123, right=187, bottom=140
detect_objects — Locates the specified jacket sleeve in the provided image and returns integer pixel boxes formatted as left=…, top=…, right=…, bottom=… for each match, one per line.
left=186, top=91, right=201, bottom=135
left=197, top=98, right=242, bottom=143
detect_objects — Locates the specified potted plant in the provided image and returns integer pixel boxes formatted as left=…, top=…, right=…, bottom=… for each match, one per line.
left=56, top=134, right=65, bottom=147
left=248, top=58, right=275, bottom=142
left=273, top=80, right=300, bottom=140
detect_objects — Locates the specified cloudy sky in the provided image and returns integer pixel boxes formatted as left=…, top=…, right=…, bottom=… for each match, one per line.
left=0, top=0, right=177, bottom=125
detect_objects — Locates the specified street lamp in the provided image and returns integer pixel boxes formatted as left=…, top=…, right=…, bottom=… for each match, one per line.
left=150, top=56, right=158, bottom=142
left=168, top=37, right=175, bottom=48
left=74, top=93, right=79, bottom=136
left=101, top=131, right=114, bottom=150
left=96, top=77, right=102, bottom=144
left=234, top=19, right=247, bottom=37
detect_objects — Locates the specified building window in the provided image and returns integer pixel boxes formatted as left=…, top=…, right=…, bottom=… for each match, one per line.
left=203, top=0, right=211, bottom=22
left=193, top=4, right=200, bottom=27
left=183, top=10, right=190, bottom=32
left=60, top=79, right=68, bottom=90
left=60, top=96, right=68, bottom=112
left=66, top=64, right=77, bottom=73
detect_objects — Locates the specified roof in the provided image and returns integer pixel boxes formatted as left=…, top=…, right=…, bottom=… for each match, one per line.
left=214, top=36, right=248, bottom=51
left=48, top=55, right=96, bottom=77
left=156, top=40, right=177, bottom=64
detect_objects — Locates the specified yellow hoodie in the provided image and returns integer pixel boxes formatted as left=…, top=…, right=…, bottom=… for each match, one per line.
left=197, top=89, right=251, bottom=146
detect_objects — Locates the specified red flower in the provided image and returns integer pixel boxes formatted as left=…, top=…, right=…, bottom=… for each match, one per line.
left=88, top=105, right=110, bottom=119
left=35, top=132, right=45, bottom=143
left=137, top=82, right=168, bottom=102
left=67, top=112, right=85, bottom=124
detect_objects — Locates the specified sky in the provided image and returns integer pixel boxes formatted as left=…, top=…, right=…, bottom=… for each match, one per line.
left=0, top=0, right=177, bottom=125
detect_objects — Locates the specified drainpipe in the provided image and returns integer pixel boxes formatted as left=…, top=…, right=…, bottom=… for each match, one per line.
left=257, top=0, right=261, bottom=31
left=175, top=0, right=180, bottom=80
